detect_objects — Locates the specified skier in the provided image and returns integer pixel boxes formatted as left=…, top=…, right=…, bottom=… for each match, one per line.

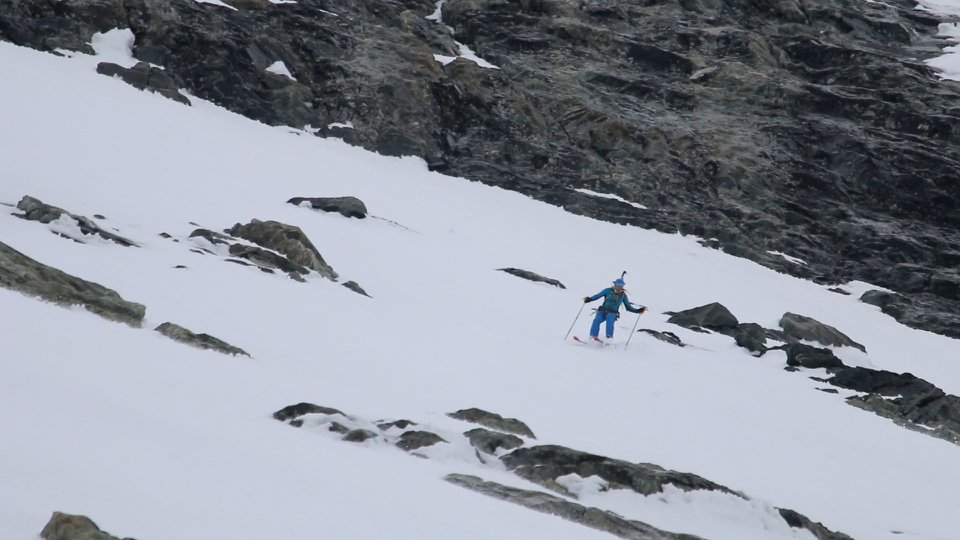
left=583, top=278, right=646, bottom=342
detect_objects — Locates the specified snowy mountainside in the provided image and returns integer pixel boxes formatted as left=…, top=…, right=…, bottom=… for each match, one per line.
left=2, top=37, right=960, bottom=540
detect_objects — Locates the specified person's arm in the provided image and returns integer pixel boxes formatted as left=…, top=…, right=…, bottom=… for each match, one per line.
left=583, top=288, right=610, bottom=303
left=624, top=294, right=647, bottom=313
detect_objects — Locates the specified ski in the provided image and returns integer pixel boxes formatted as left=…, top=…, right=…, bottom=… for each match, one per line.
left=572, top=336, right=606, bottom=346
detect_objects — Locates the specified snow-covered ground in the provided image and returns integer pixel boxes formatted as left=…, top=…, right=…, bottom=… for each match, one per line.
left=2, top=29, right=960, bottom=540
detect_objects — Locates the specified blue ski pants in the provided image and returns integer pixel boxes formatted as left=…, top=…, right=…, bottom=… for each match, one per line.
left=590, top=310, right=617, bottom=339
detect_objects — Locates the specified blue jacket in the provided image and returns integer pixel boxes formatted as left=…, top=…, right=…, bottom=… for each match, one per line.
left=588, top=287, right=642, bottom=314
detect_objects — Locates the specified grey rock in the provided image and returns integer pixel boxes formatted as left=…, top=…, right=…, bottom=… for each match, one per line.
left=189, top=228, right=234, bottom=245
left=779, top=313, right=866, bottom=352
left=97, top=61, right=190, bottom=105
left=288, top=196, right=368, bottom=218
left=666, top=302, right=740, bottom=332
left=448, top=408, right=536, bottom=439
left=0, top=241, right=145, bottom=327
left=636, top=329, right=685, bottom=347
left=227, top=243, right=308, bottom=281
left=343, top=429, right=379, bottom=443
left=17, top=196, right=137, bottom=247
left=40, top=511, right=135, bottom=540
left=396, top=430, right=447, bottom=452
left=498, top=268, right=566, bottom=289
left=778, top=508, right=855, bottom=540
left=464, top=428, right=524, bottom=455
left=772, top=343, right=846, bottom=369
left=445, top=474, right=704, bottom=540
left=501, top=445, right=736, bottom=498
left=731, top=323, right=767, bottom=355
left=228, top=219, right=338, bottom=280
left=154, top=322, right=249, bottom=356
left=342, top=280, right=371, bottom=297
left=377, top=419, right=417, bottom=430
left=272, top=402, right=347, bottom=422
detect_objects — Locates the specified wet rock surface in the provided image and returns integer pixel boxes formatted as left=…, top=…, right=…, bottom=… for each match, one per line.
left=3, top=1, right=959, bottom=337
left=154, top=322, right=249, bottom=356
left=0, top=240, right=145, bottom=326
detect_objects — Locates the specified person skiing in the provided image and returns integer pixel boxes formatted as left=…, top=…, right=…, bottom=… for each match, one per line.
left=583, top=278, right=646, bottom=342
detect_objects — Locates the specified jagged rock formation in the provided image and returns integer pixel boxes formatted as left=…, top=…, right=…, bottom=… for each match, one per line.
left=0, top=240, right=145, bottom=326
left=1, top=0, right=958, bottom=338
left=16, top=195, right=138, bottom=247
left=40, top=511, right=134, bottom=540
left=154, top=322, right=249, bottom=356
left=97, top=61, right=191, bottom=105
left=288, top=196, right=368, bottom=218
left=497, top=267, right=566, bottom=288
left=445, top=474, right=704, bottom=540
left=447, top=407, right=537, bottom=438
left=227, top=219, right=338, bottom=280
left=779, top=312, right=866, bottom=352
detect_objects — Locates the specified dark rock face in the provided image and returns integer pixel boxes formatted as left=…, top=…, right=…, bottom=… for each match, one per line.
left=40, top=511, right=133, bottom=540
left=97, top=61, right=190, bottom=105
left=779, top=313, right=865, bottom=352
left=774, top=343, right=846, bottom=369
left=445, top=474, right=704, bottom=540
left=732, top=323, right=767, bottom=355
left=778, top=508, right=854, bottom=540
left=636, top=329, right=685, bottom=347
left=16, top=195, right=138, bottom=247
left=288, top=196, right=368, bottom=219
left=342, top=280, right=371, bottom=297
left=227, top=243, right=310, bottom=280
left=464, top=427, right=524, bottom=455
left=498, top=267, right=565, bottom=289
left=3, top=1, right=960, bottom=337
left=154, top=322, right=249, bottom=356
left=272, top=402, right=346, bottom=422
left=448, top=408, right=536, bottom=438
left=396, top=430, right=447, bottom=451
left=228, top=219, right=338, bottom=280
left=0, top=240, right=145, bottom=326
left=502, top=445, right=734, bottom=497
left=666, top=302, right=739, bottom=332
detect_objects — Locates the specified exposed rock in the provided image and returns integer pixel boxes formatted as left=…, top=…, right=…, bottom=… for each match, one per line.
left=227, top=243, right=309, bottom=281
left=464, top=428, right=524, bottom=455
left=0, top=241, right=145, bottom=326
left=272, top=402, right=347, bottom=422
left=498, top=268, right=566, bottom=289
left=342, top=280, right=371, bottom=297
left=97, top=61, right=190, bottom=105
left=189, top=228, right=233, bottom=246
left=501, top=445, right=735, bottom=498
left=666, top=302, right=739, bottom=332
left=731, top=323, right=767, bottom=355
left=779, top=313, right=866, bottom=352
left=288, top=196, right=368, bottom=218
left=778, top=508, right=854, bottom=540
left=772, top=343, right=846, bottom=370
left=16, top=196, right=137, bottom=247
left=40, top=511, right=133, bottom=540
left=396, top=430, right=447, bottom=452
left=636, top=329, right=685, bottom=347
left=343, top=429, right=379, bottom=443
left=377, top=419, right=417, bottom=431
left=154, top=322, right=249, bottom=356
left=445, top=474, right=703, bottom=540
left=448, top=408, right=536, bottom=438
left=3, top=0, right=960, bottom=339
left=228, top=219, right=338, bottom=280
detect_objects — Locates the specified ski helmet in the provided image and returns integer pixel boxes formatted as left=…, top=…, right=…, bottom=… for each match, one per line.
left=613, top=278, right=625, bottom=287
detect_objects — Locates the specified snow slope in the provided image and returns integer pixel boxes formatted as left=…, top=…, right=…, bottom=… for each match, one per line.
left=2, top=38, right=960, bottom=540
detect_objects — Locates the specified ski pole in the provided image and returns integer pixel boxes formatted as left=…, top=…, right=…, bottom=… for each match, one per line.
left=563, top=302, right=586, bottom=341
left=624, top=308, right=644, bottom=349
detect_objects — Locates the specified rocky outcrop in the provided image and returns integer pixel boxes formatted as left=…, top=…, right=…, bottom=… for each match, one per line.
left=779, top=313, right=866, bottom=352
left=773, top=343, right=846, bottom=369
left=342, top=280, right=371, bottom=297
left=154, top=322, right=249, bottom=356
left=497, top=267, right=565, bottom=289
left=636, top=329, right=686, bottom=347
left=16, top=196, right=137, bottom=247
left=227, top=219, right=338, bottom=280
left=3, top=1, right=959, bottom=338
left=778, top=508, right=855, bottom=540
left=445, top=474, right=703, bottom=540
left=666, top=302, right=739, bottom=332
left=464, top=428, right=524, bottom=455
left=396, top=430, right=447, bottom=452
left=288, top=196, right=368, bottom=219
left=0, top=240, right=145, bottom=326
left=447, top=407, right=536, bottom=438
left=40, top=511, right=134, bottom=540
left=97, top=61, right=190, bottom=105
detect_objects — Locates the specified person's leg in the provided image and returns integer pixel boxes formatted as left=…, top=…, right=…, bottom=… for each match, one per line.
left=605, top=312, right=617, bottom=339
left=590, top=311, right=604, bottom=338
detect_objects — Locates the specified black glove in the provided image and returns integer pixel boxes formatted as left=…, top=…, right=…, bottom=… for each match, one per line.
left=638, top=306, right=647, bottom=314
left=583, top=297, right=591, bottom=303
